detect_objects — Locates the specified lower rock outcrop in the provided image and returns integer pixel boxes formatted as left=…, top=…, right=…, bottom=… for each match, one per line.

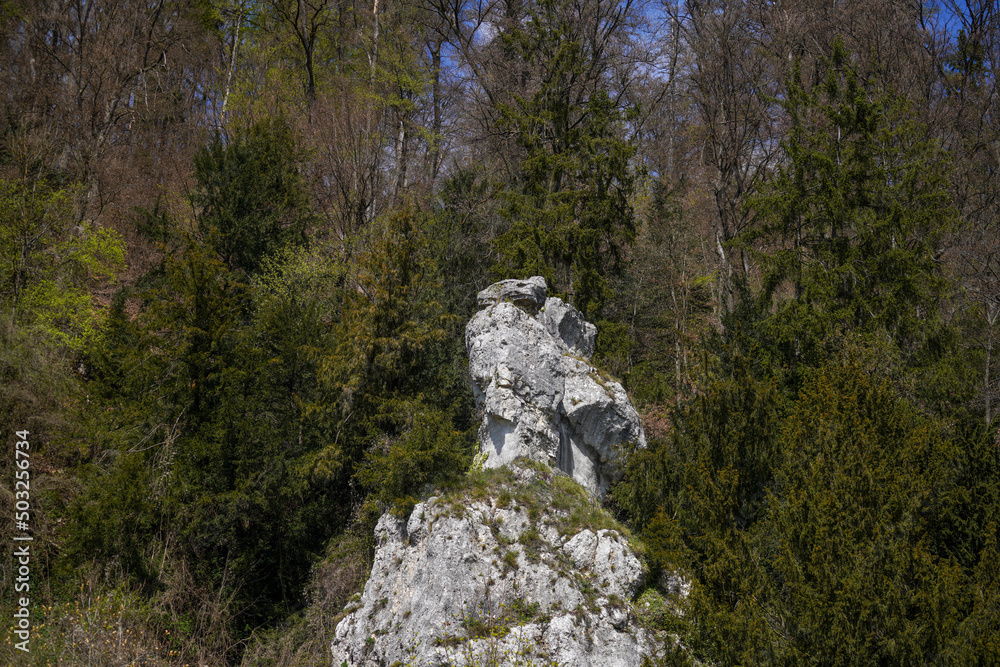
left=330, top=463, right=651, bottom=667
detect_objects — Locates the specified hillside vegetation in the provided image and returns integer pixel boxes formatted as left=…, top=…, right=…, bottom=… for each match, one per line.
left=1, top=1, right=999, bottom=665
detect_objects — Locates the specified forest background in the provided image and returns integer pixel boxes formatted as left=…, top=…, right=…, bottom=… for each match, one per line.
left=1, top=0, right=998, bottom=664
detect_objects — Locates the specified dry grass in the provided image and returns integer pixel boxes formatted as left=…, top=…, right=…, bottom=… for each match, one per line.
left=2, top=580, right=177, bottom=667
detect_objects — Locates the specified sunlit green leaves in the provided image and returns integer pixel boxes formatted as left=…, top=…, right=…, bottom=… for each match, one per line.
left=0, top=178, right=125, bottom=351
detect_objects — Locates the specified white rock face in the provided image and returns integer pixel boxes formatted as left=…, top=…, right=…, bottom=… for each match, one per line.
left=476, top=276, right=549, bottom=312
left=330, top=465, right=651, bottom=667
left=466, top=278, right=645, bottom=497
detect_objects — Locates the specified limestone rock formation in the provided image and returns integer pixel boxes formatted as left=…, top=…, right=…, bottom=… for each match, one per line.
left=330, top=463, right=652, bottom=667
left=328, top=281, right=667, bottom=667
left=466, top=278, right=645, bottom=497
left=475, top=275, right=549, bottom=313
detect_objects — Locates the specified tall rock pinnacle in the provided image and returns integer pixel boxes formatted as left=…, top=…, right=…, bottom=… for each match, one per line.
left=466, top=277, right=646, bottom=497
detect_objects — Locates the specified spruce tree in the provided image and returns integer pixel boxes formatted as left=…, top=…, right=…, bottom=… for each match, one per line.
left=741, top=40, right=955, bottom=374
left=493, top=0, right=638, bottom=317
left=191, top=118, right=312, bottom=275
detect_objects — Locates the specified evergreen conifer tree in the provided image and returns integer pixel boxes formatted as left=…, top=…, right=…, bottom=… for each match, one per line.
left=191, top=118, right=312, bottom=275
left=493, top=0, right=638, bottom=317
left=741, top=40, right=955, bottom=375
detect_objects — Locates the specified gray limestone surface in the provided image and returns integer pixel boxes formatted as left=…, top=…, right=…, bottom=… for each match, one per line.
left=476, top=276, right=549, bottom=312
left=330, top=464, right=651, bottom=667
left=465, top=278, right=645, bottom=497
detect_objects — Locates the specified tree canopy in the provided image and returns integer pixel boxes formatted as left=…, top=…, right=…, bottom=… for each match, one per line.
left=2, top=1, right=999, bottom=664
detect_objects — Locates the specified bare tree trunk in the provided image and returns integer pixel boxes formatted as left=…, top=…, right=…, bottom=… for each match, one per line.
left=674, top=0, right=781, bottom=317
left=429, top=41, right=443, bottom=186
left=219, top=4, right=244, bottom=131
left=392, top=117, right=408, bottom=206
left=366, top=0, right=381, bottom=225
left=987, top=332, right=993, bottom=426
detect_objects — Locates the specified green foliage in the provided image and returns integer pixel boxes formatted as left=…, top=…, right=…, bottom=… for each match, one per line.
left=355, top=401, right=472, bottom=522
left=493, top=2, right=638, bottom=317
left=426, top=168, right=502, bottom=318
left=613, top=358, right=783, bottom=664
left=0, top=313, right=79, bottom=447
left=73, top=229, right=348, bottom=646
left=0, top=177, right=124, bottom=350
left=67, top=451, right=160, bottom=586
left=192, top=118, right=311, bottom=275
left=306, top=205, right=476, bottom=511
left=338, top=206, right=454, bottom=402
left=614, top=358, right=782, bottom=534
left=945, top=29, right=988, bottom=86
left=598, top=179, right=714, bottom=404
left=592, top=319, right=634, bottom=378
left=740, top=41, right=955, bottom=377
left=614, top=344, right=1000, bottom=665
left=0, top=176, right=122, bottom=597
left=70, top=196, right=478, bottom=659
left=761, top=358, right=975, bottom=663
